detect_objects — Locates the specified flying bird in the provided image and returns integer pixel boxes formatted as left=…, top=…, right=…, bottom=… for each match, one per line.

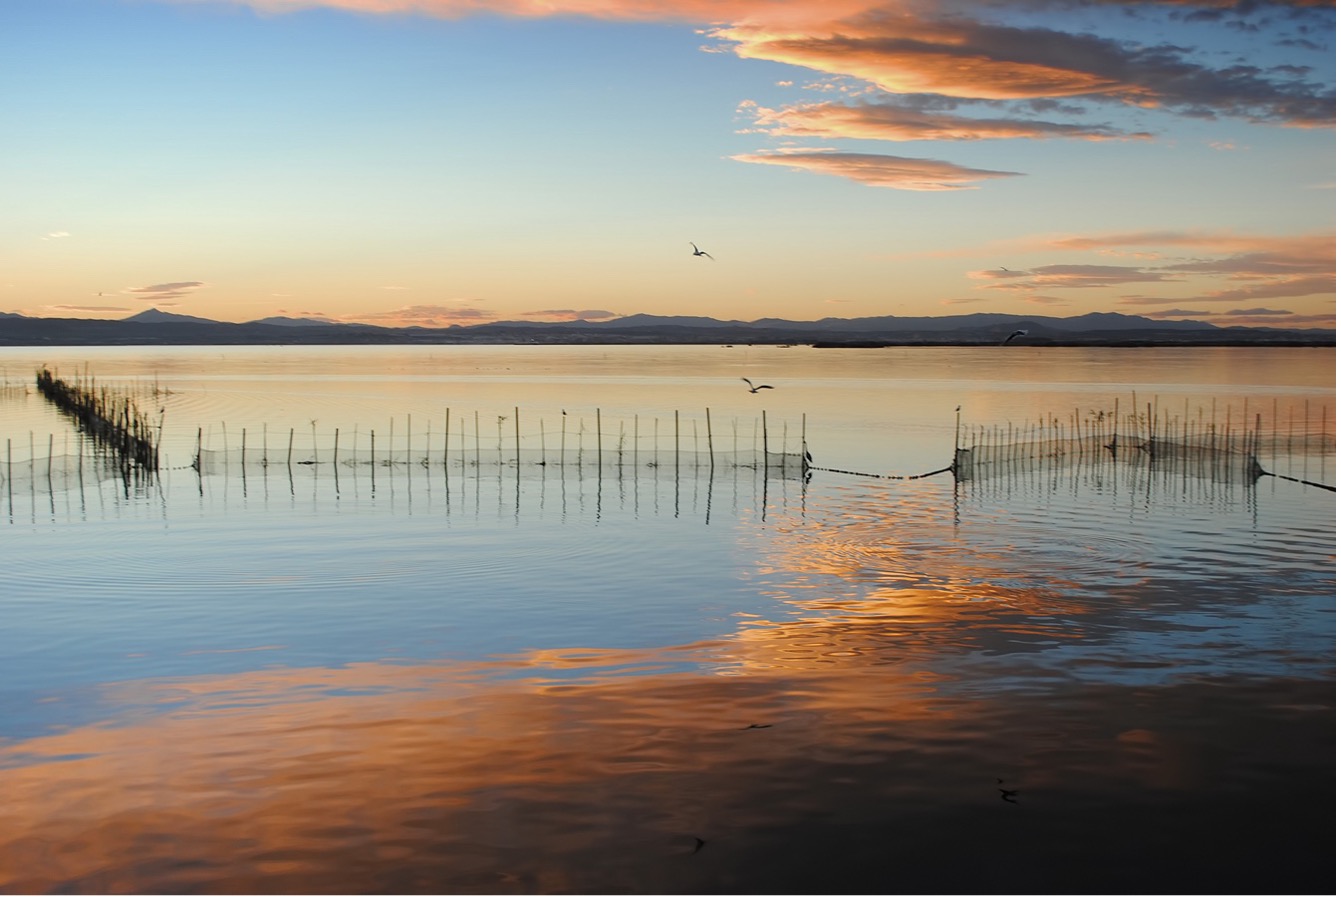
left=690, top=242, right=714, bottom=260
left=1002, top=329, right=1028, bottom=345
left=742, top=377, right=773, bottom=393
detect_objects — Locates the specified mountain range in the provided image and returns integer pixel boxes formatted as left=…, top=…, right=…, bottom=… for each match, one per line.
left=0, top=308, right=1332, bottom=346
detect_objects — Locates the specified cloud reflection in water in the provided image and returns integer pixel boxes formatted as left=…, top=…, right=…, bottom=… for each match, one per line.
left=0, top=466, right=1332, bottom=893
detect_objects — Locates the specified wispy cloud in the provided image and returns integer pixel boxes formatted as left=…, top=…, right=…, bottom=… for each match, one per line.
left=275, top=309, right=340, bottom=322
left=40, top=231, right=71, bottom=241
left=732, top=149, right=1021, bottom=190
left=741, top=97, right=1154, bottom=142
left=1143, top=307, right=1210, bottom=318
left=1118, top=275, right=1336, bottom=305
left=347, top=304, right=493, bottom=326
left=164, top=0, right=1332, bottom=194
left=125, top=281, right=207, bottom=301
left=1149, top=307, right=1337, bottom=328
left=522, top=309, right=620, bottom=321
left=970, top=229, right=1335, bottom=319
left=164, top=1, right=1335, bottom=127
left=711, top=7, right=1335, bottom=125
left=1006, top=264, right=1176, bottom=289
left=48, top=304, right=132, bottom=313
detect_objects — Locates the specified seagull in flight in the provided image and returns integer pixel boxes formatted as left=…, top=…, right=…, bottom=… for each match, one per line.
left=690, top=242, right=714, bottom=260
left=742, top=377, right=773, bottom=393
left=1002, top=329, right=1028, bottom=345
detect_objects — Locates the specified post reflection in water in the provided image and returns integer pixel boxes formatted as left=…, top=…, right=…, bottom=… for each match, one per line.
left=0, top=438, right=1333, bottom=891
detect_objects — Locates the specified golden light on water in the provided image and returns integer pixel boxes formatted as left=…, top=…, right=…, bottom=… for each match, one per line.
left=0, top=345, right=1331, bottom=893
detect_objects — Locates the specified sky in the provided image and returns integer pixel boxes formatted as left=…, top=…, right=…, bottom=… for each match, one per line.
left=1, top=0, right=1334, bottom=329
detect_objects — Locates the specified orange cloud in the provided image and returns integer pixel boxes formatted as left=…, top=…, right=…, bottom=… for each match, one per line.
left=345, top=303, right=492, bottom=326
left=711, top=11, right=1334, bottom=123
left=171, top=2, right=1332, bottom=126
left=1046, top=231, right=1334, bottom=258
left=185, top=0, right=870, bottom=23
left=968, top=230, right=1335, bottom=320
left=522, top=308, right=620, bottom=321
left=744, top=98, right=1154, bottom=142
left=1119, top=275, right=1336, bottom=305
left=48, top=304, right=134, bottom=313
left=717, top=21, right=1135, bottom=100
left=1040, top=231, right=1336, bottom=304
left=732, top=149, right=1021, bottom=190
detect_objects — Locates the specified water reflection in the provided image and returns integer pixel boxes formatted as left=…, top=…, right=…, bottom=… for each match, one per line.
left=0, top=459, right=1331, bottom=893
left=2, top=346, right=1333, bottom=893
left=0, top=647, right=1330, bottom=893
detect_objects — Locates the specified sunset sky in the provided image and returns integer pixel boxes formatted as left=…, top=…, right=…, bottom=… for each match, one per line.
left=2, top=0, right=1334, bottom=328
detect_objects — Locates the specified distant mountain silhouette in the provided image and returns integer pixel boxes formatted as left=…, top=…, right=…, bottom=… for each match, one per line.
left=0, top=308, right=1331, bottom=347
left=251, top=315, right=345, bottom=327
left=125, top=308, right=223, bottom=326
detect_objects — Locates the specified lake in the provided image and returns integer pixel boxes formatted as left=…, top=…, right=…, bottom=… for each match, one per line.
left=0, top=344, right=1334, bottom=894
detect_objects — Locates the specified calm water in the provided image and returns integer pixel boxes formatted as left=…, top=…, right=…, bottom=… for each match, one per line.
left=0, top=345, right=1334, bottom=894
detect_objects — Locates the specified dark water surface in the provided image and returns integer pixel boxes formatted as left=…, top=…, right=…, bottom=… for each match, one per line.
left=0, top=346, right=1333, bottom=893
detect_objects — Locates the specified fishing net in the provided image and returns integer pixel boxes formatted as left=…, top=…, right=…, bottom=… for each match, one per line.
left=954, top=431, right=1334, bottom=488
left=193, top=445, right=810, bottom=479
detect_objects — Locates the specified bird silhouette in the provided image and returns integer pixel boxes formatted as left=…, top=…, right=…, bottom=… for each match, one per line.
left=742, top=377, right=773, bottom=393
left=690, top=242, right=714, bottom=260
left=1002, top=329, right=1028, bottom=345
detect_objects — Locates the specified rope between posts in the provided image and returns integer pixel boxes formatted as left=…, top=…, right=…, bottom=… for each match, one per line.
left=813, top=461, right=1335, bottom=492
left=811, top=464, right=955, bottom=481
left=1263, top=471, right=1336, bottom=492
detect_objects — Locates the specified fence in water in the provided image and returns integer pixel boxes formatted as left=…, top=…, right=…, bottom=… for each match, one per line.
left=805, top=396, right=1336, bottom=492
left=2, top=405, right=811, bottom=510
left=1, top=370, right=162, bottom=509
left=33, top=367, right=161, bottom=473
left=4, top=379, right=1336, bottom=507
left=190, top=408, right=810, bottom=480
left=951, top=398, right=1335, bottom=491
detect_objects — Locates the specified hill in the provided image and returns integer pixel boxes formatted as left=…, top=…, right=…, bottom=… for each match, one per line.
left=0, top=308, right=1331, bottom=347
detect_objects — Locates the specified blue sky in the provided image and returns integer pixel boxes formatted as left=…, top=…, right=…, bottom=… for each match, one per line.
left=1, top=0, right=1334, bottom=328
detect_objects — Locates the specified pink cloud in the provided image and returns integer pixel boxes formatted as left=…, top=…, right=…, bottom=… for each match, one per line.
left=346, top=304, right=494, bottom=326
left=710, top=10, right=1333, bottom=124
left=171, top=1, right=1331, bottom=128
left=743, top=98, right=1153, bottom=142
left=996, top=230, right=1335, bottom=310
left=522, top=309, right=620, bottom=321
left=125, top=281, right=207, bottom=300
left=732, top=149, right=1020, bottom=190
